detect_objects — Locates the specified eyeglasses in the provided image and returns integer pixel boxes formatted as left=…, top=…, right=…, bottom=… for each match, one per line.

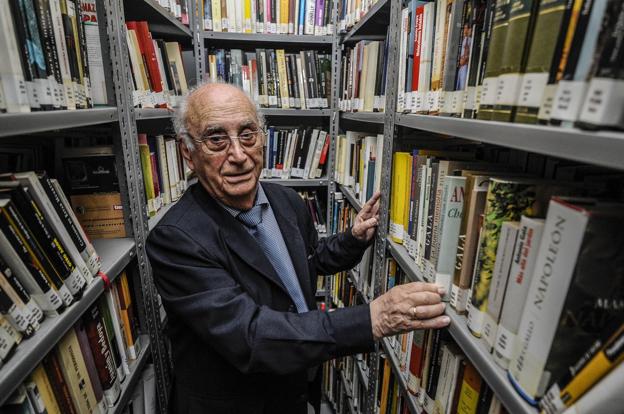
left=187, top=128, right=265, bottom=155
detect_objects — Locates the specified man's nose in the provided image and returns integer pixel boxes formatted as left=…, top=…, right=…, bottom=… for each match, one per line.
left=226, top=138, right=247, bottom=163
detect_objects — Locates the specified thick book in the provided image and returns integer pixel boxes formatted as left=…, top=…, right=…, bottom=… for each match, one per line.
left=389, top=152, right=413, bottom=244
left=0, top=0, right=31, bottom=113
left=493, top=216, right=544, bottom=369
left=30, top=364, right=62, bottom=414
left=480, top=220, right=519, bottom=352
left=74, top=320, right=107, bottom=414
left=509, top=197, right=624, bottom=400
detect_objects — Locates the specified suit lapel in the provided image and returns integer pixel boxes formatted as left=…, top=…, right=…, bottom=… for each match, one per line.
left=263, top=184, right=314, bottom=305
left=191, top=184, right=289, bottom=295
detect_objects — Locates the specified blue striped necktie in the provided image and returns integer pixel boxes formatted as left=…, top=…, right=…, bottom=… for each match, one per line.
left=237, top=205, right=309, bottom=313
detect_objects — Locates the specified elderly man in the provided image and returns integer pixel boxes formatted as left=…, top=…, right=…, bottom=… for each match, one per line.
left=146, top=83, right=450, bottom=413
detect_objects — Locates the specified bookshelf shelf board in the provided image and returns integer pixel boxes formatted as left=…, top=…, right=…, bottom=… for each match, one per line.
left=260, top=108, right=332, bottom=117
left=395, top=114, right=624, bottom=171
left=260, top=178, right=329, bottom=187
left=341, top=0, right=391, bottom=43
left=340, top=111, right=385, bottom=124
left=338, top=184, right=363, bottom=212
left=202, top=32, right=333, bottom=45
left=112, top=335, right=152, bottom=414
left=148, top=201, right=178, bottom=231
left=0, top=107, right=119, bottom=138
left=380, top=337, right=421, bottom=414
left=124, top=0, right=192, bottom=40
left=135, top=108, right=175, bottom=120
left=315, top=290, right=328, bottom=297
left=386, top=238, right=537, bottom=414
left=0, top=238, right=136, bottom=405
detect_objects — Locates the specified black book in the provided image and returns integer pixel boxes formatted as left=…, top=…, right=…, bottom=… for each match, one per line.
left=466, top=0, right=496, bottom=119
left=34, top=0, right=64, bottom=109
left=304, top=51, right=318, bottom=108
left=0, top=199, right=72, bottom=306
left=256, top=49, right=267, bottom=107
left=59, top=0, right=84, bottom=108
left=373, top=40, right=385, bottom=111
left=157, top=40, right=175, bottom=92
left=287, top=54, right=300, bottom=108
left=425, top=330, right=443, bottom=402
left=475, top=383, right=493, bottom=414
left=74, top=0, right=92, bottom=108
left=424, top=161, right=439, bottom=261
left=267, top=49, right=278, bottom=108
left=285, top=55, right=295, bottom=108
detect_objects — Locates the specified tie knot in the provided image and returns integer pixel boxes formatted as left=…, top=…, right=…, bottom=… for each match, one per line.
left=237, top=205, right=263, bottom=228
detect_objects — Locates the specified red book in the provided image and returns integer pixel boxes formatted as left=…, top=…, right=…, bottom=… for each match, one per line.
left=411, top=5, right=425, bottom=91
left=317, top=132, right=330, bottom=166
left=126, top=21, right=163, bottom=93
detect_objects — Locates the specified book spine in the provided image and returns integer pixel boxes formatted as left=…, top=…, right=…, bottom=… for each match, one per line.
left=43, top=353, right=78, bottom=414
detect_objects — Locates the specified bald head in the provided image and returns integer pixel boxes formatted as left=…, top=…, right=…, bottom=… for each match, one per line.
left=175, top=82, right=264, bottom=150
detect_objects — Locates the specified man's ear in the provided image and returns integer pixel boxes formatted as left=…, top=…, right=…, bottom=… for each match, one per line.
left=179, top=139, right=195, bottom=171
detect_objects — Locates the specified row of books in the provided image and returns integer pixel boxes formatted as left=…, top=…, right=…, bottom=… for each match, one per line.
left=395, top=0, right=624, bottom=131
left=388, top=152, right=624, bottom=409
left=0, top=171, right=102, bottom=336
left=337, top=0, right=382, bottom=33
left=329, top=195, right=373, bottom=299
left=297, top=190, right=328, bottom=234
left=339, top=37, right=389, bottom=112
left=0, top=0, right=108, bottom=113
left=206, top=49, right=332, bottom=109
left=156, top=0, right=190, bottom=25
left=137, top=134, right=189, bottom=217
left=334, top=131, right=383, bottom=205
left=1, top=273, right=144, bottom=414
left=126, top=21, right=189, bottom=108
left=260, top=126, right=330, bottom=179
left=202, top=0, right=334, bottom=35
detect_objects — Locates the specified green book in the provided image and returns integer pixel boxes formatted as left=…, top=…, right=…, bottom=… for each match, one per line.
left=491, top=0, right=540, bottom=122
left=476, top=0, right=512, bottom=120
left=514, top=0, right=575, bottom=124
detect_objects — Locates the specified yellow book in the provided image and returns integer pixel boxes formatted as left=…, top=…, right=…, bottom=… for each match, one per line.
left=31, top=364, right=62, bottom=414
left=127, top=29, right=150, bottom=92
left=244, top=0, right=252, bottom=32
left=212, top=0, right=222, bottom=31
left=56, top=329, right=99, bottom=413
left=137, top=135, right=156, bottom=216
left=280, top=0, right=289, bottom=33
left=456, top=362, right=482, bottom=414
left=378, top=357, right=392, bottom=414
left=389, top=152, right=412, bottom=243
left=276, top=49, right=290, bottom=109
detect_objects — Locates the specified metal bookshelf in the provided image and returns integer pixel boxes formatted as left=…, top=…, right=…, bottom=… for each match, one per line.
left=339, top=368, right=358, bottom=414
left=260, top=178, right=329, bottom=186
left=380, top=338, right=421, bottom=414
left=340, top=0, right=390, bottom=43
left=260, top=108, right=333, bottom=117
left=124, top=0, right=192, bottom=39
left=135, top=108, right=175, bottom=120
left=340, top=111, right=386, bottom=124
left=386, top=239, right=537, bottom=414
left=0, top=238, right=136, bottom=405
left=337, top=184, right=363, bottom=212
left=395, top=114, right=624, bottom=171
left=0, top=107, right=119, bottom=138
left=356, top=359, right=369, bottom=391
left=111, top=335, right=152, bottom=414
left=201, top=31, right=333, bottom=44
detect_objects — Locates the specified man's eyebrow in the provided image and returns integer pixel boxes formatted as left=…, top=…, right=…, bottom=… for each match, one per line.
left=203, top=125, right=225, bottom=134
left=239, top=120, right=258, bottom=129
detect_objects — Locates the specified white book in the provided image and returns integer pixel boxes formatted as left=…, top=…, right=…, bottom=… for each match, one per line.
left=509, top=198, right=617, bottom=399
left=481, top=221, right=520, bottom=351
left=81, top=0, right=107, bottom=105
left=303, top=129, right=320, bottom=179
left=434, top=176, right=467, bottom=299
left=212, top=0, right=222, bottom=31
left=142, top=364, right=157, bottom=414
left=281, top=131, right=293, bottom=179
left=104, top=289, right=130, bottom=376
left=310, top=130, right=327, bottom=178
left=165, top=139, right=180, bottom=201
left=250, top=0, right=257, bottom=32
left=155, top=136, right=172, bottom=205
left=396, top=7, right=409, bottom=113
left=287, top=130, right=300, bottom=179
left=304, top=0, right=315, bottom=34
left=493, top=217, right=545, bottom=369
left=562, top=362, right=624, bottom=414
left=226, top=0, right=236, bottom=31
left=0, top=1, right=31, bottom=113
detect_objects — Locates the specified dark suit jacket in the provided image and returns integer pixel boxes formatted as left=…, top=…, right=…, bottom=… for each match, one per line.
left=146, top=182, right=375, bottom=414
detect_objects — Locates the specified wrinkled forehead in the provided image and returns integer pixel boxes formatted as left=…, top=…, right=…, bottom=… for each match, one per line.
left=186, top=88, right=260, bottom=132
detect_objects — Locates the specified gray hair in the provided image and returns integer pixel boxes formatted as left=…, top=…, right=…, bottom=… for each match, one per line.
left=173, top=80, right=266, bottom=151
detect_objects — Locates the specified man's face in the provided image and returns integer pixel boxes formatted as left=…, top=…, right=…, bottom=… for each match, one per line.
left=183, top=85, right=264, bottom=209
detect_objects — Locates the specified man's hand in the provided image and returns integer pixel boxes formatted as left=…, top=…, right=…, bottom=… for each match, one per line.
left=369, top=282, right=450, bottom=340
left=352, top=192, right=381, bottom=242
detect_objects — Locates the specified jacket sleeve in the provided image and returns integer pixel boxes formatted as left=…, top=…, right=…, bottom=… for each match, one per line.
left=147, top=224, right=375, bottom=376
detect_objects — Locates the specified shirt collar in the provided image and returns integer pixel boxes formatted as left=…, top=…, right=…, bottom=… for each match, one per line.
left=217, top=183, right=268, bottom=217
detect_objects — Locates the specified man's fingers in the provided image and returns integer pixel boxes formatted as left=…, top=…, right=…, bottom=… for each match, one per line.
left=408, top=303, right=446, bottom=320
left=403, top=281, right=446, bottom=296
left=407, top=315, right=451, bottom=331
left=362, top=192, right=381, bottom=213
